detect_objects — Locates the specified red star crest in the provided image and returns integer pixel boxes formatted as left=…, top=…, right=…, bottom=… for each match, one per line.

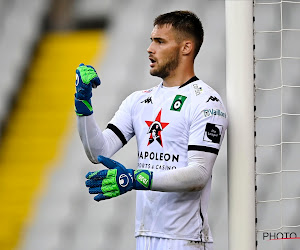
left=145, top=109, right=169, bottom=147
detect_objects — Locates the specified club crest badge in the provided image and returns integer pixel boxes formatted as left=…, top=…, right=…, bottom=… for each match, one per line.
left=170, top=95, right=187, bottom=112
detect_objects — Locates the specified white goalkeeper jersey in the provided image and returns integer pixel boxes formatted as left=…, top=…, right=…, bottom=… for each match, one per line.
left=108, top=77, right=228, bottom=242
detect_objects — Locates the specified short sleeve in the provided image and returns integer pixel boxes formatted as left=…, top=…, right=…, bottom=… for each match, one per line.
left=107, top=92, right=137, bottom=146
left=188, top=97, right=228, bottom=155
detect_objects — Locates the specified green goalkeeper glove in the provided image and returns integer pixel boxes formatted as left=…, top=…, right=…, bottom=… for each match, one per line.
left=85, top=156, right=153, bottom=201
left=75, top=63, right=101, bottom=116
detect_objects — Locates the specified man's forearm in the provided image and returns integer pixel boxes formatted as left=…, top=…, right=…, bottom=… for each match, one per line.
left=151, top=151, right=216, bottom=192
left=77, top=115, right=122, bottom=163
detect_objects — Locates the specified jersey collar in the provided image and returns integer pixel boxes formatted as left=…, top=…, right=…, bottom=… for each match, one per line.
left=179, top=76, right=199, bottom=88
left=160, top=76, right=199, bottom=89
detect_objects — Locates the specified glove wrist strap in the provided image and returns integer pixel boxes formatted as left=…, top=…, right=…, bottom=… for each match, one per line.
left=133, top=170, right=153, bottom=190
left=75, top=97, right=93, bottom=116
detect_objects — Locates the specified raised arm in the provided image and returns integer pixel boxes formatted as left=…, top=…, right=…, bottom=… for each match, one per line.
left=74, top=64, right=122, bottom=163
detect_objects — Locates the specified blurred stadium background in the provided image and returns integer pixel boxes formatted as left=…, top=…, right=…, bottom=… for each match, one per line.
left=0, top=0, right=298, bottom=250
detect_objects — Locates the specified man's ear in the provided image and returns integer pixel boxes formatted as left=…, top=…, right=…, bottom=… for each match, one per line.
left=182, top=41, right=193, bottom=55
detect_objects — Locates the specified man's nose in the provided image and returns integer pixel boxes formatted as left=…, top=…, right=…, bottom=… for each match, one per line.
left=147, top=43, right=155, bottom=54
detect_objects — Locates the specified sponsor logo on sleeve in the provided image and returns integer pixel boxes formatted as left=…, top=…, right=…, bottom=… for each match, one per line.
left=203, top=123, right=223, bottom=144
left=203, top=109, right=226, bottom=118
left=170, top=95, right=187, bottom=112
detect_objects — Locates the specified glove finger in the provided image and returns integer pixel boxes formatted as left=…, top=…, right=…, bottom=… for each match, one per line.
left=91, top=77, right=101, bottom=88
left=85, top=179, right=103, bottom=188
left=89, top=187, right=103, bottom=194
left=76, top=64, right=85, bottom=72
left=94, top=193, right=112, bottom=202
left=86, top=65, right=96, bottom=70
left=86, top=169, right=108, bottom=179
left=97, top=155, right=119, bottom=169
left=85, top=65, right=100, bottom=88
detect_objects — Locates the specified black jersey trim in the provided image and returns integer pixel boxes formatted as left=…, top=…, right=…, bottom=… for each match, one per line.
left=188, top=145, right=219, bottom=155
left=107, top=123, right=127, bottom=146
left=179, top=76, right=199, bottom=88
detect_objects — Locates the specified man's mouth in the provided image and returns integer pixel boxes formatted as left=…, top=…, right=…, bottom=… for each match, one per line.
left=149, top=57, right=157, bottom=67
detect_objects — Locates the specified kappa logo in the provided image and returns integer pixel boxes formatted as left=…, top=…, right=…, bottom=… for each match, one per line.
left=206, top=96, right=220, bottom=103
left=145, top=109, right=169, bottom=147
left=203, top=123, right=223, bottom=144
left=141, top=96, right=153, bottom=104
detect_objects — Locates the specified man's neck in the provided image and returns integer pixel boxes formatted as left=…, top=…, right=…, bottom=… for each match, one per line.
left=162, top=71, right=195, bottom=88
left=162, top=60, right=195, bottom=87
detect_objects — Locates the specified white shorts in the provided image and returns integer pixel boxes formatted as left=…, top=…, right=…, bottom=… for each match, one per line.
left=136, top=236, right=213, bottom=250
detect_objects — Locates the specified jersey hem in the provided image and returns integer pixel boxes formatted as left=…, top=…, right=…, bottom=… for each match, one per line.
left=135, top=231, right=213, bottom=243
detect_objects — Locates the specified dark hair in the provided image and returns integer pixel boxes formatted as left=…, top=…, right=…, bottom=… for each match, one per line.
left=154, top=11, right=204, bottom=58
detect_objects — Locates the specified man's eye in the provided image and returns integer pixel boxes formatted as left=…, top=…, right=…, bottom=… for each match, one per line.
left=158, top=40, right=163, bottom=44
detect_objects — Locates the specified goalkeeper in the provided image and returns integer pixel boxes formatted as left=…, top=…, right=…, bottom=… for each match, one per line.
left=75, top=11, right=228, bottom=250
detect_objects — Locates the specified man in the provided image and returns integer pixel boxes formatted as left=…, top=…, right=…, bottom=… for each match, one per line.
left=75, top=11, right=228, bottom=250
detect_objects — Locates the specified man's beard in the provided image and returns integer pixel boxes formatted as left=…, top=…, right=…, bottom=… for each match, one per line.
left=150, top=50, right=180, bottom=79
